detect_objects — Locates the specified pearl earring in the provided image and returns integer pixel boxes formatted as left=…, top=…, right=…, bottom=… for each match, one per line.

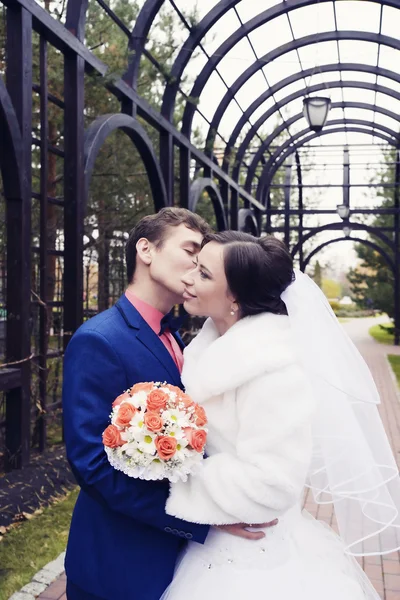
left=230, top=309, right=235, bottom=316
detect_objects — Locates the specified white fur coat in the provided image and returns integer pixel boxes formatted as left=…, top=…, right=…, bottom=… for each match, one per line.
left=165, top=312, right=316, bottom=525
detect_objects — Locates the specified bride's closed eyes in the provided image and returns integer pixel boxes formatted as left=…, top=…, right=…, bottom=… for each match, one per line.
left=198, top=261, right=213, bottom=280
left=192, top=257, right=211, bottom=280
left=181, top=241, right=235, bottom=321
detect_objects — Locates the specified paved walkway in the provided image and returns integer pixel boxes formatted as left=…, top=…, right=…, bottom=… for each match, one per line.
left=36, top=573, right=66, bottom=600
left=37, top=317, right=400, bottom=600
left=303, top=317, right=400, bottom=600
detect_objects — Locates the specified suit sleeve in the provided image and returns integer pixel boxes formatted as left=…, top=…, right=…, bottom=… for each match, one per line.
left=62, top=328, right=209, bottom=543
left=166, top=366, right=315, bottom=525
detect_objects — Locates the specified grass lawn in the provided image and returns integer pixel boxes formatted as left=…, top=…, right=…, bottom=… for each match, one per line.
left=0, top=487, right=78, bottom=600
left=388, top=355, right=400, bottom=388
left=369, top=323, right=394, bottom=345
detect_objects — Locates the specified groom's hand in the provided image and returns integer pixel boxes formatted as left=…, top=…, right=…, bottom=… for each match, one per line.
left=215, top=519, right=278, bottom=540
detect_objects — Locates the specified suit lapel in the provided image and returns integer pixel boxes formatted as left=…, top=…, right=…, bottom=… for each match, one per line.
left=172, top=331, right=185, bottom=352
left=116, top=295, right=182, bottom=387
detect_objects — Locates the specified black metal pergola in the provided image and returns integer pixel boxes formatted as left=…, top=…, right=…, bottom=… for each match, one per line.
left=1, top=0, right=400, bottom=470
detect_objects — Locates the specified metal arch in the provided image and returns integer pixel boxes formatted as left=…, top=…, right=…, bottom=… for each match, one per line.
left=182, top=29, right=400, bottom=139
left=224, top=63, right=400, bottom=173
left=56, top=3, right=400, bottom=177
left=161, top=0, right=242, bottom=120
left=256, top=120, right=400, bottom=203
left=124, top=0, right=165, bottom=89
left=0, top=75, right=23, bottom=199
left=162, top=0, right=308, bottom=121
left=64, top=0, right=164, bottom=88
left=294, top=151, right=304, bottom=268
left=245, top=98, right=400, bottom=193
left=232, top=80, right=400, bottom=186
left=257, top=127, right=397, bottom=206
left=162, top=0, right=400, bottom=124
left=291, top=223, right=394, bottom=258
left=301, top=237, right=395, bottom=274
left=84, top=113, right=167, bottom=212
left=189, top=177, right=228, bottom=231
left=65, top=0, right=88, bottom=40
left=238, top=208, right=259, bottom=236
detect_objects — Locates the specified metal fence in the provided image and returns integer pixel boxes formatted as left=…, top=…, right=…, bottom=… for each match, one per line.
left=1, top=0, right=399, bottom=471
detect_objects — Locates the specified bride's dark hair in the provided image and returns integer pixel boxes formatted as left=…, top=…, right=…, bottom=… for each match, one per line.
left=201, top=231, right=294, bottom=317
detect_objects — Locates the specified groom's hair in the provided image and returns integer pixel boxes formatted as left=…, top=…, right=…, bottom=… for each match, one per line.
left=126, top=207, right=211, bottom=282
left=202, top=231, right=294, bottom=318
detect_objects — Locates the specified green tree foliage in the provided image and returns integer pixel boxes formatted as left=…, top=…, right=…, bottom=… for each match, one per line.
left=313, top=260, right=322, bottom=288
left=322, top=278, right=342, bottom=300
left=348, top=243, right=394, bottom=317
left=348, top=149, right=396, bottom=318
left=30, top=0, right=203, bottom=312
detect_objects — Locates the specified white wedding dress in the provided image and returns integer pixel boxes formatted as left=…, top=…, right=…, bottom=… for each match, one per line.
left=161, top=314, right=383, bottom=600
left=162, top=506, right=378, bottom=600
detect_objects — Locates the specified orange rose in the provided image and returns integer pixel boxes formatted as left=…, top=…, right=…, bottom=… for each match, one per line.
left=130, top=382, right=154, bottom=395
left=183, top=427, right=194, bottom=445
left=112, top=390, right=131, bottom=408
left=178, top=393, right=195, bottom=409
left=115, top=403, right=137, bottom=428
left=103, top=424, right=124, bottom=448
left=155, top=436, right=177, bottom=461
left=144, top=411, right=164, bottom=433
left=194, top=405, right=207, bottom=427
left=185, top=428, right=207, bottom=453
left=147, top=389, right=168, bottom=412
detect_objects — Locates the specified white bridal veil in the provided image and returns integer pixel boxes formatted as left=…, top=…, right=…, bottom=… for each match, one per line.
left=281, top=269, right=400, bottom=556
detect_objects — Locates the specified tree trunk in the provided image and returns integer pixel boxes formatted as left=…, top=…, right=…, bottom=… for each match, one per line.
left=97, top=200, right=110, bottom=313
left=46, top=120, right=58, bottom=331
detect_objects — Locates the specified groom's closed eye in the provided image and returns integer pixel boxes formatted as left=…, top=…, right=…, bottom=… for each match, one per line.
left=183, top=242, right=201, bottom=256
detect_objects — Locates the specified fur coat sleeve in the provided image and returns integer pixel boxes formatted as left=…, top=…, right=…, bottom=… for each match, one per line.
left=166, top=315, right=315, bottom=525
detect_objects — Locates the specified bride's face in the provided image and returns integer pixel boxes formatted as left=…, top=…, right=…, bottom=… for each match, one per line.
left=181, top=242, right=236, bottom=319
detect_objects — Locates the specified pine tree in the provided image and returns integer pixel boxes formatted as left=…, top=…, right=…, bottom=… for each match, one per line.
left=313, top=260, right=323, bottom=288
left=348, top=149, right=396, bottom=318
left=29, top=0, right=202, bottom=313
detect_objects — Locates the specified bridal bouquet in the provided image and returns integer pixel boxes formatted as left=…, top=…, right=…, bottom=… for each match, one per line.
left=102, top=382, right=207, bottom=483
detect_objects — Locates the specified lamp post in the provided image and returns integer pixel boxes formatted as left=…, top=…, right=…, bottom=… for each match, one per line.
left=303, top=97, right=331, bottom=132
left=336, top=203, right=350, bottom=220
left=343, top=226, right=352, bottom=238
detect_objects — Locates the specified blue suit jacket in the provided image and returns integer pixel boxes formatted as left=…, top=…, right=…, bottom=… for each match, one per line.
left=63, top=295, right=209, bottom=600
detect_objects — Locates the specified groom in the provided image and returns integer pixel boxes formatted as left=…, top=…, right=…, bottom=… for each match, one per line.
left=63, top=208, right=273, bottom=600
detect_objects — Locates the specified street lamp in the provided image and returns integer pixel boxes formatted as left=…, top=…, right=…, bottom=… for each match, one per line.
left=343, top=226, right=352, bottom=238
left=303, top=97, right=331, bottom=132
left=336, top=203, right=350, bottom=220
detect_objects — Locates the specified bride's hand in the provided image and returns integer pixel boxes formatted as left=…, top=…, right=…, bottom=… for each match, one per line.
left=215, top=519, right=278, bottom=540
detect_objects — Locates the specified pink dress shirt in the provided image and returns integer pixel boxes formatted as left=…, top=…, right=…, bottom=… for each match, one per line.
left=125, top=290, right=184, bottom=374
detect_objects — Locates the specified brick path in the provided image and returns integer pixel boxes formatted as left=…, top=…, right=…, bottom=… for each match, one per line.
left=37, top=317, right=400, bottom=600
left=36, top=572, right=66, bottom=600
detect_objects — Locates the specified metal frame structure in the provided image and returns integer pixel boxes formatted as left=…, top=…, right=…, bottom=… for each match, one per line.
left=1, top=0, right=400, bottom=469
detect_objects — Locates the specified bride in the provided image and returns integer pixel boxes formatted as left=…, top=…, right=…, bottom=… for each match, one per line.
left=162, top=231, right=400, bottom=600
